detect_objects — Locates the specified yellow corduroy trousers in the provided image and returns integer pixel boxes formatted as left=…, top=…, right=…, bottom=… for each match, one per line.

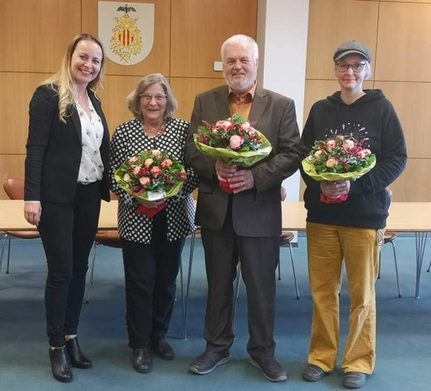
left=306, top=222, right=381, bottom=375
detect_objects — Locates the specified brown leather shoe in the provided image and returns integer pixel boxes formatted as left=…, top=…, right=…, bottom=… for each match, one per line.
left=132, top=348, right=152, bottom=373
left=150, top=339, right=175, bottom=360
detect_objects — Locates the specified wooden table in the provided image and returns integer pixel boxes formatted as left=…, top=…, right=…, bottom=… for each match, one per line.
left=1, top=200, right=430, bottom=297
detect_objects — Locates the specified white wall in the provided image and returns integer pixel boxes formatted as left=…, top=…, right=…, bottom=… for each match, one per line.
left=257, top=0, right=309, bottom=201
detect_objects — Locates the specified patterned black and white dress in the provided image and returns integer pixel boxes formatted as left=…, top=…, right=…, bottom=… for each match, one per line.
left=109, top=117, right=198, bottom=244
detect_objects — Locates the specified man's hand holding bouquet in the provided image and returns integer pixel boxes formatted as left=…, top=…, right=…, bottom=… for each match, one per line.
left=302, top=135, right=376, bottom=203
left=193, top=114, right=272, bottom=193
left=114, top=149, right=187, bottom=217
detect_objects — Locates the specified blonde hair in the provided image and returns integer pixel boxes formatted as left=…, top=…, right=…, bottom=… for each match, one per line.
left=127, top=73, right=178, bottom=120
left=42, top=33, right=105, bottom=122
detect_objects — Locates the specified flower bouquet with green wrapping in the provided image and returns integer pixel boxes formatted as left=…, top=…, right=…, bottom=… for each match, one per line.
left=194, top=114, right=272, bottom=167
left=302, top=135, right=376, bottom=203
left=114, top=149, right=187, bottom=217
left=194, top=114, right=272, bottom=193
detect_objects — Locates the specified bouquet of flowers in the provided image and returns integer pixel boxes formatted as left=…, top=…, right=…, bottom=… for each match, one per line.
left=302, top=135, right=376, bottom=203
left=114, top=150, right=187, bottom=217
left=193, top=114, right=272, bottom=167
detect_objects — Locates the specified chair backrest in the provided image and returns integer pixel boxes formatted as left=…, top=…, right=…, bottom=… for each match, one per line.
left=3, top=178, right=25, bottom=200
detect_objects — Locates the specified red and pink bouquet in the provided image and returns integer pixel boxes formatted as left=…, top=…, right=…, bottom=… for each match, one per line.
left=114, top=150, right=187, bottom=217
left=194, top=114, right=272, bottom=193
left=302, top=135, right=376, bottom=203
left=194, top=114, right=272, bottom=167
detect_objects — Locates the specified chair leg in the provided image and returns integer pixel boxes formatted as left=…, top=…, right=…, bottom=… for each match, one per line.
left=389, top=240, right=402, bottom=298
left=276, top=254, right=281, bottom=280
left=287, top=244, right=300, bottom=299
left=0, top=234, right=7, bottom=273
left=183, top=230, right=196, bottom=340
left=178, top=258, right=186, bottom=340
left=6, top=236, right=11, bottom=274
left=378, top=252, right=382, bottom=279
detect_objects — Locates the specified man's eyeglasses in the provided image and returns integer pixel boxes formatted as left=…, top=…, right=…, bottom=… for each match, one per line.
left=335, top=62, right=366, bottom=73
left=140, top=94, right=167, bottom=103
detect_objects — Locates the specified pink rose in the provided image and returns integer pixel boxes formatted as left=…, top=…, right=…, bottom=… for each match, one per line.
left=343, top=139, right=355, bottom=151
left=357, top=149, right=371, bottom=159
left=150, top=166, right=162, bottom=178
left=123, top=173, right=132, bottom=182
left=128, top=156, right=139, bottom=164
left=161, top=159, right=173, bottom=168
left=139, top=176, right=151, bottom=186
left=326, top=140, right=336, bottom=151
left=216, top=119, right=233, bottom=131
left=229, top=135, right=244, bottom=150
left=133, top=166, right=142, bottom=176
left=326, top=158, right=339, bottom=168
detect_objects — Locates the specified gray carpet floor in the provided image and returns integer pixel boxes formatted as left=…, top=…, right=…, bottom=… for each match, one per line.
left=0, top=234, right=430, bottom=391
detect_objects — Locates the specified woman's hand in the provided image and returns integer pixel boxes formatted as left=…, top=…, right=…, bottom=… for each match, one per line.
left=320, top=181, right=350, bottom=199
left=24, top=202, right=42, bottom=226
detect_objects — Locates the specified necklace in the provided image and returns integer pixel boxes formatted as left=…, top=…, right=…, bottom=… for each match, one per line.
left=142, top=122, right=165, bottom=138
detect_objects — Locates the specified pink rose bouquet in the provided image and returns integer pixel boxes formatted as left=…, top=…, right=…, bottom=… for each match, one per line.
left=302, top=135, right=376, bottom=203
left=193, top=114, right=272, bottom=167
left=114, top=149, right=187, bottom=203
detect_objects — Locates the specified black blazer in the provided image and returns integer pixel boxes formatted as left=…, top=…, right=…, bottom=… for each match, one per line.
left=25, top=84, right=110, bottom=203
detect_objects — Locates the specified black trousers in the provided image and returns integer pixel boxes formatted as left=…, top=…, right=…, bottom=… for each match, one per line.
left=121, top=211, right=184, bottom=349
left=201, top=209, right=279, bottom=359
left=38, top=182, right=101, bottom=347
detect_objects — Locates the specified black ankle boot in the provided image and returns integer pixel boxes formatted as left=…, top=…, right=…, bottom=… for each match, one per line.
left=49, top=346, right=72, bottom=382
left=66, top=338, right=92, bottom=369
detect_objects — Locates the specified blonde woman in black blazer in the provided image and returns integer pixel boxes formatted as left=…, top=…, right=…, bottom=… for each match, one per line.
left=24, top=33, right=110, bottom=383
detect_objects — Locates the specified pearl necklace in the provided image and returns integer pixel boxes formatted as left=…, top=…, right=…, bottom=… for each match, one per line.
left=142, top=122, right=165, bottom=138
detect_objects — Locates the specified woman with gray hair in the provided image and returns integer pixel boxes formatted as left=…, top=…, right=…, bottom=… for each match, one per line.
left=110, top=73, right=198, bottom=373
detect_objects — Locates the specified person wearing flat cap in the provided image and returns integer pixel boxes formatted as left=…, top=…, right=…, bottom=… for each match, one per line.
left=300, top=40, right=407, bottom=389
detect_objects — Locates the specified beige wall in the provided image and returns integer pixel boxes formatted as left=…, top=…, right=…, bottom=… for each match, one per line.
left=1, top=0, right=429, bottom=202
left=304, top=0, right=431, bottom=201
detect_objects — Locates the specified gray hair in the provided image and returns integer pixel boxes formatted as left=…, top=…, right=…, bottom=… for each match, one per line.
left=221, top=34, right=259, bottom=61
left=127, top=73, right=178, bottom=120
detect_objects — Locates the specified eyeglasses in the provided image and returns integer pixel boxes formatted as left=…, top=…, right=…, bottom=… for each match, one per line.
left=335, top=62, right=366, bottom=73
left=140, top=94, right=167, bottom=103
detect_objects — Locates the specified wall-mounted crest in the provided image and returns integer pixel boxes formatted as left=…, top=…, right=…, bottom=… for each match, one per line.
left=98, top=2, right=154, bottom=66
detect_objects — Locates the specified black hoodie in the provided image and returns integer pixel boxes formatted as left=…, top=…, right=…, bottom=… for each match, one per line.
left=301, top=89, right=407, bottom=229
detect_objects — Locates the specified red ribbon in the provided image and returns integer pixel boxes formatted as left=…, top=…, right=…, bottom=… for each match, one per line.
left=219, top=179, right=234, bottom=194
left=135, top=202, right=166, bottom=218
left=320, top=193, right=348, bottom=204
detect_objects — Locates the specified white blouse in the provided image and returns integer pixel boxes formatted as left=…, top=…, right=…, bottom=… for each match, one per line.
left=76, top=97, right=104, bottom=184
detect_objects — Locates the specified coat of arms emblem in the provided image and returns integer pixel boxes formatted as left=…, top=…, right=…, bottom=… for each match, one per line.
left=99, top=2, right=154, bottom=66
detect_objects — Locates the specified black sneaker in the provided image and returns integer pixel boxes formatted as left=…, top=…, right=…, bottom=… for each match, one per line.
left=189, top=350, right=231, bottom=375
left=302, top=364, right=326, bottom=382
left=250, top=356, right=288, bottom=382
left=343, top=372, right=367, bottom=389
